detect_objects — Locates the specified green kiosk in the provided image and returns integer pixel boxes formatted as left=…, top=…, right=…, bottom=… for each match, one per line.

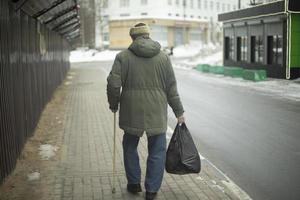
left=218, top=0, right=300, bottom=79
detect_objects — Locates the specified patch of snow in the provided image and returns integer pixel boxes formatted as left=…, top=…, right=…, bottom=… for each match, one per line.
left=173, top=64, right=300, bottom=101
left=39, top=144, right=58, bottom=160
left=64, top=81, right=72, bottom=85
left=173, top=45, right=300, bottom=101
left=166, top=126, right=173, bottom=141
left=173, top=42, right=204, bottom=58
left=198, top=153, right=206, bottom=160
left=191, top=51, right=223, bottom=66
left=173, top=63, right=193, bottom=71
left=178, top=68, right=300, bottom=101
left=222, top=180, right=252, bottom=200
left=175, top=50, right=223, bottom=68
left=27, top=172, right=40, bottom=181
left=166, top=135, right=171, bottom=140
left=93, top=50, right=120, bottom=61
left=167, top=126, right=174, bottom=135
left=216, top=185, right=225, bottom=192
left=70, top=49, right=120, bottom=63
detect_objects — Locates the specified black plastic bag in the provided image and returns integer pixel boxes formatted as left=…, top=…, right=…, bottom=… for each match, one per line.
left=165, top=123, right=201, bottom=174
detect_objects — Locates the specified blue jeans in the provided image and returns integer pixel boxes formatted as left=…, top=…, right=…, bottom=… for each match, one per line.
left=122, top=132, right=166, bottom=192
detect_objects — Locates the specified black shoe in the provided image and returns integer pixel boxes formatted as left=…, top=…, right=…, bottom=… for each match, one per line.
left=127, top=183, right=142, bottom=194
left=146, top=191, right=157, bottom=200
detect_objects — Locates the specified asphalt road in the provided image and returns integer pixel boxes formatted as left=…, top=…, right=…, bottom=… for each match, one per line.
left=84, top=60, right=300, bottom=200
left=173, top=67, right=300, bottom=200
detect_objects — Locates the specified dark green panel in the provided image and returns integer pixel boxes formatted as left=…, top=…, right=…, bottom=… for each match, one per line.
left=290, top=13, right=300, bottom=68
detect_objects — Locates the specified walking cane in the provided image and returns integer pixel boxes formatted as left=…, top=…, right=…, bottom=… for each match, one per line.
left=112, top=112, right=117, bottom=194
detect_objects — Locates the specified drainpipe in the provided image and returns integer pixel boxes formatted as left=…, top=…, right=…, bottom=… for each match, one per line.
left=285, top=0, right=291, bottom=79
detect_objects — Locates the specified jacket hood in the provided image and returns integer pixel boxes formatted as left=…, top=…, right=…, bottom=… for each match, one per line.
left=128, top=36, right=161, bottom=58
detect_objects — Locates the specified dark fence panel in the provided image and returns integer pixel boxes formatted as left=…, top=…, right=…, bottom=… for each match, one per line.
left=0, top=1, right=70, bottom=184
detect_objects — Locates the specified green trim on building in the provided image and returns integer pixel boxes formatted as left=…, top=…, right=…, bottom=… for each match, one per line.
left=290, top=13, right=300, bottom=68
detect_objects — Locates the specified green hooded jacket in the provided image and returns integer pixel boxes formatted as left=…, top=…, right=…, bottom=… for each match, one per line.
left=107, top=36, right=184, bottom=137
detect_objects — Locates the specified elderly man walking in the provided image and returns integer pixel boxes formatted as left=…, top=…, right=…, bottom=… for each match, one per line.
left=107, top=22, right=185, bottom=200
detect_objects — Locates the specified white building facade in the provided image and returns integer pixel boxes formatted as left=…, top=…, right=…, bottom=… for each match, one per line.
left=95, top=0, right=245, bottom=49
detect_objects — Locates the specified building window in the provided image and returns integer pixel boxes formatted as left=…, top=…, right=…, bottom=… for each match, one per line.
left=198, top=0, right=201, bottom=9
left=190, top=0, right=194, bottom=8
left=225, top=36, right=234, bottom=60
left=251, top=36, right=264, bottom=63
left=237, top=36, right=248, bottom=61
left=103, top=0, right=108, bottom=8
left=233, top=5, right=237, bottom=10
left=151, top=25, right=168, bottom=47
left=176, top=13, right=180, bottom=16
left=227, top=4, right=231, bottom=11
left=120, top=0, right=130, bottom=7
left=120, top=13, right=130, bottom=17
left=204, top=0, right=207, bottom=9
left=103, top=32, right=109, bottom=42
left=168, top=0, right=172, bottom=5
left=267, top=35, right=283, bottom=65
left=168, top=13, right=172, bottom=16
left=141, top=0, right=147, bottom=5
left=102, top=15, right=109, bottom=23
left=141, top=12, right=148, bottom=15
left=176, top=0, right=179, bottom=6
left=102, top=15, right=109, bottom=20
left=190, top=15, right=194, bottom=18
left=210, top=1, right=214, bottom=10
left=183, top=0, right=187, bottom=7
left=190, top=28, right=202, bottom=41
left=216, top=2, right=220, bottom=11
left=222, top=3, right=225, bottom=11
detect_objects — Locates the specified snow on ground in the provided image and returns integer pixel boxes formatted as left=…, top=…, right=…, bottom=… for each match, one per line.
left=69, top=45, right=300, bottom=101
left=185, top=51, right=223, bottom=66
left=39, top=144, right=58, bottom=160
left=173, top=42, right=220, bottom=59
left=172, top=43, right=300, bottom=101
left=70, top=48, right=119, bottom=63
left=173, top=43, right=203, bottom=58
left=174, top=64, right=300, bottom=101
left=70, top=42, right=219, bottom=63
left=27, top=172, right=40, bottom=181
left=173, top=42, right=223, bottom=66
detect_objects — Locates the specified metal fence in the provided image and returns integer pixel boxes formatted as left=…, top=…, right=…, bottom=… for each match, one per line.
left=0, top=1, right=70, bottom=184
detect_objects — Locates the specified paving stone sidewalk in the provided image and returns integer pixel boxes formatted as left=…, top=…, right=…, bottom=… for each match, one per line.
left=47, top=62, right=249, bottom=200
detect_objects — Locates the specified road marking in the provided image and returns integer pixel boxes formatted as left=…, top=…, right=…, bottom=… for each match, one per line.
left=167, top=125, right=253, bottom=200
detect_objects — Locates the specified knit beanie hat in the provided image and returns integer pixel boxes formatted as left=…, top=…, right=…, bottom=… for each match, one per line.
left=129, top=23, right=150, bottom=37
